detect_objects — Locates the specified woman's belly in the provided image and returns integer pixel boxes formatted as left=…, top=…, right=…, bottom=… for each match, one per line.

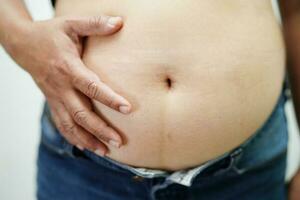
left=55, top=0, right=285, bottom=171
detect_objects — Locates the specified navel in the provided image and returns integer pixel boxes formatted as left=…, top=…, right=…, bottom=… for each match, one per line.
left=164, top=75, right=174, bottom=90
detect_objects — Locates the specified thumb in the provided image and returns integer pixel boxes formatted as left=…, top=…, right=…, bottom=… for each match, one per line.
left=64, top=15, right=123, bottom=36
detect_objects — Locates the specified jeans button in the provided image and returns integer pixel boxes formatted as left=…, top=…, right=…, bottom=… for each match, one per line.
left=132, top=175, right=144, bottom=182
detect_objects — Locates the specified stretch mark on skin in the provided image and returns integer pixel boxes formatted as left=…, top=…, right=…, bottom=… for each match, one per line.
left=159, top=74, right=176, bottom=170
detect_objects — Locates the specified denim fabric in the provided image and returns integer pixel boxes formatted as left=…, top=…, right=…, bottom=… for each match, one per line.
left=37, top=79, right=289, bottom=200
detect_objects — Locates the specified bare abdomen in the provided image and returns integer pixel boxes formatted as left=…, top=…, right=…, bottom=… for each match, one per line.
left=55, top=0, right=285, bottom=170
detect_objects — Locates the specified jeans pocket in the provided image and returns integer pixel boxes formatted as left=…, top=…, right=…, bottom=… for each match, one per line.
left=212, top=148, right=244, bottom=176
left=232, top=149, right=288, bottom=176
left=197, top=147, right=244, bottom=178
left=40, top=102, right=86, bottom=159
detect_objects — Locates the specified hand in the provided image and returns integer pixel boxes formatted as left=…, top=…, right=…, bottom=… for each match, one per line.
left=289, top=168, right=300, bottom=200
left=3, top=15, right=131, bottom=156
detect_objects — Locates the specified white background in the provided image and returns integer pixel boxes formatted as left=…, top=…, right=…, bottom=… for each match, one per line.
left=0, top=0, right=300, bottom=199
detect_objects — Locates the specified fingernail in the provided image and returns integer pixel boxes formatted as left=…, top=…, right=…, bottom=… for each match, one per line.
left=76, top=145, right=84, bottom=151
left=109, top=140, right=121, bottom=148
left=94, top=149, right=105, bottom=157
left=119, top=105, right=130, bottom=114
left=107, top=17, right=122, bottom=27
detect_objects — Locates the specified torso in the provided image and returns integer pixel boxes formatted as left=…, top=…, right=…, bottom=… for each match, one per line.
left=55, top=0, right=285, bottom=171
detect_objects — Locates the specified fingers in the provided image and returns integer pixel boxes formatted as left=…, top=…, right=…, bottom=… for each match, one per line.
left=50, top=105, right=82, bottom=149
left=75, top=125, right=108, bottom=156
left=63, top=90, right=123, bottom=148
left=47, top=99, right=82, bottom=148
left=48, top=99, right=108, bottom=156
left=70, top=58, right=132, bottom=114
left=63, top=15, right=123, bottom=37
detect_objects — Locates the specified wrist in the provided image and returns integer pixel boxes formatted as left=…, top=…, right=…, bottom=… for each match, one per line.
left=0, top=19, right=33, bottom=51
left=1, top=19, right=38, bottom=74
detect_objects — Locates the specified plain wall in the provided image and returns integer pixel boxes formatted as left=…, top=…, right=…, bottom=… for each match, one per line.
left=0, top=1, right=299, bottom=200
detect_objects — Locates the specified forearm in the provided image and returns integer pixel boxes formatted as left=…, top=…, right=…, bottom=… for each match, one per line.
left=279, top=0, right=300, bottom=127
left=0, top=0, right=32, bottom=46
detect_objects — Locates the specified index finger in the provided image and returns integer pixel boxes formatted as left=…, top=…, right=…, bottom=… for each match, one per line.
left=70, top=58, right=132, bottom=114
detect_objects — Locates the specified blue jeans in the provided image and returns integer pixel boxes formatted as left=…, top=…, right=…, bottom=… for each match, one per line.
left=37, top=80, right=289, bottom=200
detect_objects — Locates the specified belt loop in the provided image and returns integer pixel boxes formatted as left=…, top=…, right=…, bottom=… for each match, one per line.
left=64, top=141, right=77, bottom=158
left=230, top=147, right=243, bottom=163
